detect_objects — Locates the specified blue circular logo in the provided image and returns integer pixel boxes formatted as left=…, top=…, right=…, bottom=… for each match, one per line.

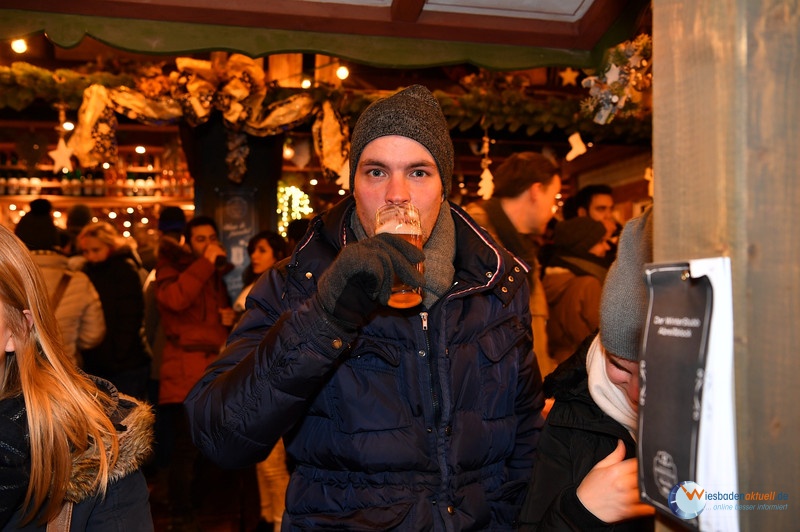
left=669, top=481, right=706, bottom=519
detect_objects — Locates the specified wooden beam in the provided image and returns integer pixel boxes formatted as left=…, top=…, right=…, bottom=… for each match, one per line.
left=654, top=0, right=799, bottom=530
left=390, top=0, right=426, bottom=23
left=0, top=0, right=629, bottom=50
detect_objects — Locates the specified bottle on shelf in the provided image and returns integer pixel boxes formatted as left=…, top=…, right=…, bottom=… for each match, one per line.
left=93, top=168, right=106, bottom=196
left=83, top=169, right=95, bottom=196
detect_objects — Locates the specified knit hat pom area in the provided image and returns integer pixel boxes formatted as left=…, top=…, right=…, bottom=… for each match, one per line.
left=348, top=85, right=454, bottom=195
left=599, top=207, right=654, bottom=361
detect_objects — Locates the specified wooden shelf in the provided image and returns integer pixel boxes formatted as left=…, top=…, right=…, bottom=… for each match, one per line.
left=0, top=194, right=193, bottom=208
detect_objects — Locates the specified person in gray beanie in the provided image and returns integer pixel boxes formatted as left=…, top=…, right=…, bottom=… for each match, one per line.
left=349, top=84, right=454, bottom=196
left=186, top=84, right=544, bottom=530
left=520, top=206, right=655, bottom=530
left=600, top=207, right=654, bottom=361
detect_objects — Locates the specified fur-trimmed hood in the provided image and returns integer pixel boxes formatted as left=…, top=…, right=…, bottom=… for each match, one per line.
left=65, top=377, right=154, bottom=503
left=155, top=235, right=194, bottom=271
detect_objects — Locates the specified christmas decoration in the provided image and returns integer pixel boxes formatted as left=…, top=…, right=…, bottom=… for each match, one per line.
left=48, top=137, right=73, bottom=173
left=48, top=103, right=74, bottom=173
left=477, top=129, right=494, bottom=200
left=277, top=183, right=313, bottom=237
left=558, top=67, right=579, bottom=86
left=312, top=100, right=350, bottom=181
left=580, top=33, right=653, bottom=124
left=1, top=49, right=652, bottom=158
left=565, top=132, right=587, bottom=161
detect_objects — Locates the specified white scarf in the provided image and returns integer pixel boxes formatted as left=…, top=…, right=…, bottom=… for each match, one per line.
left=586, top=335, right=639, bottom=441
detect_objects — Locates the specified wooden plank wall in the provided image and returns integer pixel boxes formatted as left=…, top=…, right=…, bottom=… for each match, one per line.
left=653, top=0, right=799, bottom=529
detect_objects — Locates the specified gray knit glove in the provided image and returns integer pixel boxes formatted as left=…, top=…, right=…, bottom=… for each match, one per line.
left=316, top=233, right=425, bottom=330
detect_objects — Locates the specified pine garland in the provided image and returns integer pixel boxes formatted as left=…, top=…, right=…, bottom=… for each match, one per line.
left=0, top=53, right=651, bottom=144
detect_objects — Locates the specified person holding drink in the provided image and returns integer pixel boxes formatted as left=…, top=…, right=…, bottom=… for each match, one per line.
left=185, top=85, right=545, bottom=530
left=153, top=215, right=235, bottom=530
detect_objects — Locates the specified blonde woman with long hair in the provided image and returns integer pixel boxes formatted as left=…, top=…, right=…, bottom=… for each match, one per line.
left=76, top=221, right=150, bottom=401
left=0, top=225, right=154, bottom=531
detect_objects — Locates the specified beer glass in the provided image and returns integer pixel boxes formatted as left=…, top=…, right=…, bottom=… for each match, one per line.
left=375, top=203, right=424, bottom=308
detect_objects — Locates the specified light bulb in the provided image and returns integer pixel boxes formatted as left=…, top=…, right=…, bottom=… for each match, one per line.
left=11, top=39, right=27, bottom=54
left=336, top=66, right=349, bottom=80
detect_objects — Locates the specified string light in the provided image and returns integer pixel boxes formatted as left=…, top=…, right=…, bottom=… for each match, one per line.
left=277, top=184, right=313, bottom=237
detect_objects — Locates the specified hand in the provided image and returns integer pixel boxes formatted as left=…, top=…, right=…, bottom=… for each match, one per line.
left=576, top=440, right=656, bottom=524
left=219, top=307, right=236, bottom=327
left=316, top=233, right=425, bottom=330
left=204, top=243, right=227, bottom=266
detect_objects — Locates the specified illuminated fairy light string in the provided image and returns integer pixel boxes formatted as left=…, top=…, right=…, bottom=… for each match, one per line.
left=277, top=184, right=313, bottom=237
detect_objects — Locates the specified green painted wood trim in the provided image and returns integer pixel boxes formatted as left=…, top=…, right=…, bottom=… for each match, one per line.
left=0, top=8, right=608, bottom=70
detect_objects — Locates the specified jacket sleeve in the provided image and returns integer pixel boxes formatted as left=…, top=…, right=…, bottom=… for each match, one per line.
left=518, top=423, right=615, bottom=531
left=507, top=283, right=546, bottom=508
left=155, top=256, right=217, bottom=312
left=184, top=267, right=357, bottom=469
left=74, top=274, right=106, bottom=352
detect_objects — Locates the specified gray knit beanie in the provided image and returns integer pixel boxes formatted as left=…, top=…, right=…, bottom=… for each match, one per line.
left=599, top=207, right=654, bottom=361
left=349, top=85, right=454, bottom=195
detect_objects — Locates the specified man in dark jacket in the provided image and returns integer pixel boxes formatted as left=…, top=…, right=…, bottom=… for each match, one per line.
left=185, top=85, right=545, bottom=530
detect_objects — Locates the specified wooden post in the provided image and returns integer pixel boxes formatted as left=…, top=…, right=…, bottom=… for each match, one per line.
left=653, top=1, right=800, bottom=529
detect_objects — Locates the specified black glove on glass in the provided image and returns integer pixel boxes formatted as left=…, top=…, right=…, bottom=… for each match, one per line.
left=316, top=233, right=425, bottom=330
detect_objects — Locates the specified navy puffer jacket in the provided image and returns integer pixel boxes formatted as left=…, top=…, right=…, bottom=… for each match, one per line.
left=185, top=198, right=545, bottom=530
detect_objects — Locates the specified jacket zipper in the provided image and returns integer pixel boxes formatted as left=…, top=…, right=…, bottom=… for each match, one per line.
left=420, top=311, right=441, bottom=426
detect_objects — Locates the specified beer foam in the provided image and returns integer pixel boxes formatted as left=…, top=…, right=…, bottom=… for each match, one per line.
left=377, top=221, right=420, bottom=235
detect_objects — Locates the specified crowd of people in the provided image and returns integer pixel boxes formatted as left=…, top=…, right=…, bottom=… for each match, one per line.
left=1, top=84, right=657, bottom=531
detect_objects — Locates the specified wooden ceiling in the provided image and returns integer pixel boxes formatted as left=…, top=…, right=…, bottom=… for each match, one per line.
left=0, top=0, right=649, bottom=69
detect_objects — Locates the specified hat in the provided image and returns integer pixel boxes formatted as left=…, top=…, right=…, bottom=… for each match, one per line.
left=491, top=151, right=560, bottom=198
left=554, top=217, right=607, bottom=254
left=158, top=206, right=187, bottom=234
left=15, top=200, right=61, bottom=251
left=66, top=203, right=92, bottom=232
left=349, top=85, right=454, bottom=195
left=599, top=207, right=654, bottom=361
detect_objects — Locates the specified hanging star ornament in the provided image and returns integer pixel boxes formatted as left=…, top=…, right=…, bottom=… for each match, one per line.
left=48, top=137, right=74, bottom=173
left=558, top=67, right=579, bottom=87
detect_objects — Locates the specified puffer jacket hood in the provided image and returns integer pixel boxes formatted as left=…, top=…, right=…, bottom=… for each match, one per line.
left=155, top=236, right=193, bottom=271
left=65, top=377, right=154, bottom=502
